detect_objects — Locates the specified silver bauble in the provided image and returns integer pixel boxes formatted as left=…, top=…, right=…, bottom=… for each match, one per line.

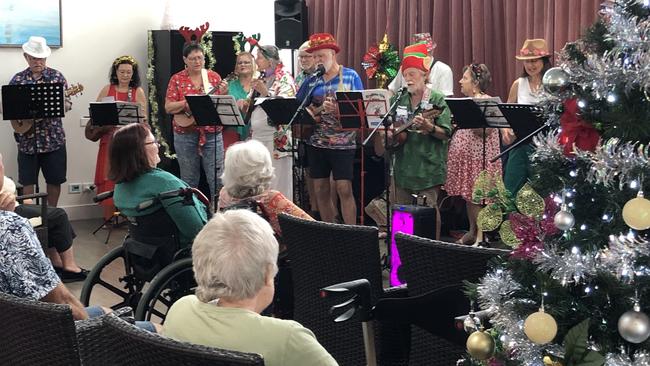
left=554, top=204, right=575, bottom=231
left=618, top=308, right=650, bottom=344
left=463, top=316, right=478, bottom=333
left=542, top=67, right=570, bottom=95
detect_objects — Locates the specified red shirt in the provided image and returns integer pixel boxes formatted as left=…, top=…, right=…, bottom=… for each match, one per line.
left=166, top=69, right=223, bottom=137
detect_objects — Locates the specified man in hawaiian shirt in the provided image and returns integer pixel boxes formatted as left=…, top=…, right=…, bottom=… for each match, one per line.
left=9, top=36, right=71, bottom=207
left=296, top=33, right=364, bottom=225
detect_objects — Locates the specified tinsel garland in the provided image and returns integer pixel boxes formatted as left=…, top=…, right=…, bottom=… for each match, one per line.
left=147, top=30, right=174, bottom=159
left=605, top=349, right=650, bottom=365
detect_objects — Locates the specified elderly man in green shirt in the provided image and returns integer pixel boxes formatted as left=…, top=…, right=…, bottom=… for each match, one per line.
left=380, top=42, right=452, bottom=240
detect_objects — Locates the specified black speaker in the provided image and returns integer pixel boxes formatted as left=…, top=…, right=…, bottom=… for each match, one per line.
left=274, top=0, right=308, bottom=49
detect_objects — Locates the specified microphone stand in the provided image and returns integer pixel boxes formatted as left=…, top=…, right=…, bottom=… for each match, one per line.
left=286, top=67, right=323, bottom=211
left=362, top=87, right=407, bottom=270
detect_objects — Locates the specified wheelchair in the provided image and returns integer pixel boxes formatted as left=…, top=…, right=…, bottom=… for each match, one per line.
left=80, top=187, right=210, bottom=322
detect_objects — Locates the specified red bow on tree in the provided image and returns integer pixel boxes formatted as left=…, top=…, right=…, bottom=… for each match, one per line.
left=557, top=98, right=600, bottom=156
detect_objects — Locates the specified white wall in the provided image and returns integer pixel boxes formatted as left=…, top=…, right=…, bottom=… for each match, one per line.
left=0, top=0, right=276, bottom=220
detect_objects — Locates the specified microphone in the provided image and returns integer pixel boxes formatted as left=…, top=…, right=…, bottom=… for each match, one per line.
left=312, top=64, right=326, bottom=77
left=396, top=86, right=408, bottom=97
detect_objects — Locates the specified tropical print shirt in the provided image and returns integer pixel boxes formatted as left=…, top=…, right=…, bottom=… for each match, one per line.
left=0, top=211, right=59, bottom=300
left=9, top=67, right=68, bottom=154
left=296, top=66, right=363, bottom=150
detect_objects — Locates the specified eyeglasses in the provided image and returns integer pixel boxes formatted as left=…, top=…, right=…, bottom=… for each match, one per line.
left=186, top=56, right=204, bottom=63
left=145, top=141, right=159, bottom=146
left=237, top=60, right=252, bottom=65
left=298, top=55, right=313, bottom=59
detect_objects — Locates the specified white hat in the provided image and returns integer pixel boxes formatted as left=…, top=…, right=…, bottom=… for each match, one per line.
left=22, top=36, right=51, bottom=58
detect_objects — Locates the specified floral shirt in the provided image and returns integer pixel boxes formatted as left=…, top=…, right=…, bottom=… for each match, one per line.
left=0, top=211, right=59, bottom=300
left=166, top=69, right=223, bottom=137
left=9, top=67, right=68, bottom=154
left=296, top=66, right=363, bottom=150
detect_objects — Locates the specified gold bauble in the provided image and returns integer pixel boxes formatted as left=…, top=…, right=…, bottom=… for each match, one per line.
left=524, top=310, right=558, bottom=344
left=499, top=220, right=521, bottom=248
left=477, top=204, right=503, bottom=232
left=622, top=191, right=650, bottom=230
left=466, top=330, right=495, bottom=360
left=516, top=183, right=545, bottom=219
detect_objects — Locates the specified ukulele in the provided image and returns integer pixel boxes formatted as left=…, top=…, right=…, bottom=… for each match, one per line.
left=241, top=71, right=267, bottom=125
left=388, top=104, right=444, bottom=149
left=174, top=85, right=222, bottom=128
left=11, top=83, right=85, bottom=134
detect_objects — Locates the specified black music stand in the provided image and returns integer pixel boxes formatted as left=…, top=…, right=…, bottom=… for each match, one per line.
left=89, top=102, right=143, bottom=126
left=261, top=97, right=316, bottom=208
left=2, top=83, right=66, bottom=196
left=185, top=94, right=243, bottom=208
left=490, top=103, right=545, bottom=163
left=445, top=97, right=505, bottom=171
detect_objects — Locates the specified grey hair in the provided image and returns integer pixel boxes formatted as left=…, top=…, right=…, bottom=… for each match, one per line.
left=221, top=139, right=274, bottom=199
left=193, top=209, right=279, bottom=303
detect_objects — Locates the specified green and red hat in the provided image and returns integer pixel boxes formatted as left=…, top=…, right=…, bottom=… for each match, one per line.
left=400, top=42, right=432, bottom=73
left=306, top=33, right=341, bottom=54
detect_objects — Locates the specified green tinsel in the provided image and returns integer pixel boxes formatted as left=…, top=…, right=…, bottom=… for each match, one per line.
left=147, top=30, right=175, bottom=159
left=378, top=45, right=399, bottom=79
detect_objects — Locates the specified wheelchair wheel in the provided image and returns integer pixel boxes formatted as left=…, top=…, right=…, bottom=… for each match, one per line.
left=80, top=246, right=144, bottom=310
left=135, top=257, right=195, bottom=322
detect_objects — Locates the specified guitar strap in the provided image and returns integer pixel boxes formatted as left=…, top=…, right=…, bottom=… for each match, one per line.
left=201, top=68, right=211, bottom=94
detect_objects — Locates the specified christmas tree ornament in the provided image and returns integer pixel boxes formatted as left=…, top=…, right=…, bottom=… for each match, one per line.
left=617, top=301, right=650, bottom=344
left=499, top=220, right=521, bottom=247
left=477, top=204, right=503, bottom=232
left=361, top=33, right=399, bottom=89
left=524, top=308, right=558, bottom=344
left=542, top=67, right=570, bottom=95
left=516, top=183, right=545, bottom=219
left=466, top=330, right=495, bottom=360
left=554, top=203, right=575, bottom=231
left=622, top=190, right=650, bottom=230
left=463, top=315, right=478, bottom=333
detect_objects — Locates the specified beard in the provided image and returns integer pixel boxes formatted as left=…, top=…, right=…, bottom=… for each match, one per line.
left=320, top=59, right=334, bottom=73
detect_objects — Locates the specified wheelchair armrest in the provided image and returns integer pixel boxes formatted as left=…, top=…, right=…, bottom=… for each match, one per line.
left=16, top=192, right=49, bottom=203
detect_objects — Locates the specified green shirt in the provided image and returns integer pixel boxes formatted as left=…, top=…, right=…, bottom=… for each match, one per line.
left=227, top=79, right=251, bottom=139
left=113, top=168, right=208, bottom=248
left=393, top=89, right=452, bottom=191
left=163, top=295, right=338, bottom=366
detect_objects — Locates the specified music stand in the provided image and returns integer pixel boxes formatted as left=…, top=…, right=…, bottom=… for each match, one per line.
left=185, top=94, right=243, bottom=208
left=490, top=103, right=545, bottom=163
left=89, top=102, right=143, bottom=126
left=445, top=97, right=505, bottom=171
left=2, top=83, right=66, bottom=196
left=260, top=97, right=316, bottom=208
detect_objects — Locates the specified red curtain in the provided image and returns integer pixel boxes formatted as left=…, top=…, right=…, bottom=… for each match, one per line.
left=305, top=0, right=600, bottom=99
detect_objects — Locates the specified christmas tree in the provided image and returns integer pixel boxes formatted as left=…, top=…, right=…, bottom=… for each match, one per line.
left=461, top=1, right=650, bottom=365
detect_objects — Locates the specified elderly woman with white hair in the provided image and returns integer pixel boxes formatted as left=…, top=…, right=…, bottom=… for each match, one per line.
left=163, top=209, right=337, bottom=366
left=248, top=44, right=297, bottom=201
left=217, top=139, right=311, bottom=235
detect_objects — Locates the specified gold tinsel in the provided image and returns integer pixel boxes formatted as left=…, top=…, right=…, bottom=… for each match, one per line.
left=378, top=33, right=390, bottom=53
left=499, top=220, right=521, bottom=248
left=516, top=183, right=545, bottom=219
left=472, top=170, right=491, bottom=203
left=543, top=356, right=563, bottom=366
left=478, top=204, right=503, bottom=232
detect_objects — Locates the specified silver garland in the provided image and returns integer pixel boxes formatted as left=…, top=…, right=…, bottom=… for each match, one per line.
left=530, top=129, right=566, bottom=163
left=597, top=234, right=650, bottom=283
left=476, top=270, right=564, bottom=365
left=534, top=244, right=598, bottom=285
left=561, top=1, right=650, bottom=99
left=574, top=138, right=650, bottom=190
left=605, top=349, right=650, bottom=366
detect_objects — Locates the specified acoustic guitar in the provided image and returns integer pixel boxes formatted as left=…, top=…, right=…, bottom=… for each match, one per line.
left=388, top=104, right=444, bottom=149
left=11, top=83, right=85, bottom=134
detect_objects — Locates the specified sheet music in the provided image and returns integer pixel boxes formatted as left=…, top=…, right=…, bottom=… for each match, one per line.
left=210, top=95, right=245, bottom=126
left=446, top=96, right=508, bottom=128
left=89, top=101, right=142, bottom=125
left=362, top=89, right=390, bottom=128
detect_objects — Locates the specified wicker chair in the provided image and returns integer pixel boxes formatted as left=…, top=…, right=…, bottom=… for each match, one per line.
left=278, top=213, right=407, bottom=366
left=395, top=233, right=510, bottom=365
left=76, top=313, right=264, bottom=365
left=0, top=291, right=80, bottom=365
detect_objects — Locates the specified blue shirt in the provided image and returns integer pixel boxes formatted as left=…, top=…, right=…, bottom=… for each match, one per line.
left=9, top=67, right=68, bottom=154
left=0, top=211, right=59, bottom=300
left=296, top=66, right=363, bottom=149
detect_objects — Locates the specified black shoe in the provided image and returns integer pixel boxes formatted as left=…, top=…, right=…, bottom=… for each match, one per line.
left=61, top=268, right=89, bottom=283
left=53, top=266, right=63, bottom=275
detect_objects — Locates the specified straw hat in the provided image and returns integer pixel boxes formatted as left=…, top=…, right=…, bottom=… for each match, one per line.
left=515, top=39, right=549, bottom=60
